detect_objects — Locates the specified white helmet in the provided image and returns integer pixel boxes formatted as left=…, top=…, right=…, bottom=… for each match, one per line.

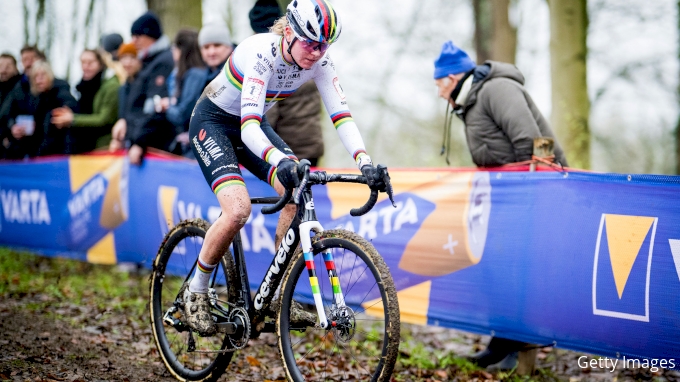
left=286, top=0, right=342, bottom=44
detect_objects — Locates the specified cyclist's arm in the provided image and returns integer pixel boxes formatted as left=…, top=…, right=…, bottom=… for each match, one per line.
left=238, top=58, right=288, bottom=168
left=313, top=55, right=372, bottom=169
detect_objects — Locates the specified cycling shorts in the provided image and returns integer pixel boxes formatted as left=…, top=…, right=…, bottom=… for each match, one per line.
left=189, top=96, right=297, bottom=195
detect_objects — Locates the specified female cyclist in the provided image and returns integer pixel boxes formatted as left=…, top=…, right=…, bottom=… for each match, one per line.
left=185, top=0, right=384, bottom=336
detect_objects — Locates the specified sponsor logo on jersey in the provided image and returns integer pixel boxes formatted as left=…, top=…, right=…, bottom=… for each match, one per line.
left=202, top=137, right=224, bottom=160
left=254, top=61, right=267, bottom=75
left=199, top=129, right=206, bottom=141
left=243, top=102, right=259, bottom=108
left=193, top=136, right=211, bottom=166
left=207, top=85, right=226, bottom=99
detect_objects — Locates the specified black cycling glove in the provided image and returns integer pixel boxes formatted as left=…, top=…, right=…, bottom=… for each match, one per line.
left=361, top=164, right=385, bottom=191
left=276, top=158, right=300, bottom=190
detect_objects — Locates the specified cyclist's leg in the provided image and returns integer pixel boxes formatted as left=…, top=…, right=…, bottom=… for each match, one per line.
left=185, top=97, right=251, bottom=335
left=235, top=115, right=298, bottom=248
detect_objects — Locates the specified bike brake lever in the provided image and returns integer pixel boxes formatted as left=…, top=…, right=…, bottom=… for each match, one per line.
left=377, top=165, right=396, bottom=208
left=294, top=159, right=312, bottom=203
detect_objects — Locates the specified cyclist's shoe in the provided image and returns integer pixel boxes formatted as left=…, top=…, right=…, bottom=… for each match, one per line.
left=269, top=299, right=317, bottom=328
left=183, top=287, right=217, bottom=337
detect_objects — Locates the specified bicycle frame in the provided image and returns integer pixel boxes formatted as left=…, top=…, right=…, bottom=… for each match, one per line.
left=229, top=184, right=346, bottom=330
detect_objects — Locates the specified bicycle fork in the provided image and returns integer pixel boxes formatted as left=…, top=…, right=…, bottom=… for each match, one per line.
left=299, top=221, right=346, bottom=329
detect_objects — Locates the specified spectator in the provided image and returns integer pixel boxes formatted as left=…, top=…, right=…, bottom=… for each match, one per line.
left=51, top=49, right=121, bottom=153
left=0, top=54, right=20, bottom=107
left=0, top=46, right=46, bottom=156
left=0, top=53, right=21, bottom=158
left=250, top=0, right=324, bottom=166
left=160, top=29, right=206, bottom=158
left=198, top=23, right=233, bottom=82
left=120, top=11, right=175, bottom=165
left=109, top=43, right=141, bottom=153
left=434, top=41, right=567, bottom=167
left=2, top=60, right=76, bottom=158
left=433, top=41, right=568, bottom=370
left=99, top=33, right=124, bottom=61
left=19, top=45, right=46, bottom=79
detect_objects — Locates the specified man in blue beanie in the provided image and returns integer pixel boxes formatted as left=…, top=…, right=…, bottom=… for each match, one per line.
left=114, top=11, right=175, bottom=164
left=434, top=41, right=567, bottom=168
left=434, top=41, right=568, bottom=370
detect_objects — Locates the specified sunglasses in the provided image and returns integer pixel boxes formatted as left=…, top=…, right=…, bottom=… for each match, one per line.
left=298, top=39, right=330, bottom=54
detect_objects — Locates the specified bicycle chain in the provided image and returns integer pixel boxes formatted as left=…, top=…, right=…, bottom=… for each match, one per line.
left=190, top=298, right=250, bottom=354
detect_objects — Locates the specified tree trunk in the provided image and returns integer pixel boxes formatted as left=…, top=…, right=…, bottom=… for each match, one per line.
left=548, top=0, right=590, bottom=169
left=473, top=0, right=516, bottom=64
left=147, top=0, right=202, bottom=40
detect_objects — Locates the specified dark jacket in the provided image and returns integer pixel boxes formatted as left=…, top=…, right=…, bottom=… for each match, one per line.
left=70, top=74, right=120, bottom=153
left=0, top=74, right=21, bottom=108
left=36, top=79, right=78, bottom=156
left=167, top=67, right=207, bottom=135
left=459, top=61, right=568, bottom=167
left=122, top=36, right=175, bottom=150
left=265, top=80, right=324, bottom=160
left=1, top=78, right=77, bottom=158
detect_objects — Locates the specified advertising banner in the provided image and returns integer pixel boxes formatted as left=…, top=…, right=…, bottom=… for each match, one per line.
left=1, top=154, right=679, bottom=360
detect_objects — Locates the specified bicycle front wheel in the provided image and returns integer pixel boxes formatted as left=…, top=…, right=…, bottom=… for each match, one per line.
left=150, top=219, right=237, bottom=382
left=277, top=229, right=400, bottom=382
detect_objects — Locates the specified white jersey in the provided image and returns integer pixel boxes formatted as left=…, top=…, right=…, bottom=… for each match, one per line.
left=204, top=33, right=372, bottom=169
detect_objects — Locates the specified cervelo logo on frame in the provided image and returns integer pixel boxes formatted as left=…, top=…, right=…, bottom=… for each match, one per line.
left=254, top=227, right=296, bottom=310
left=593, top=214, right=658, bottom=322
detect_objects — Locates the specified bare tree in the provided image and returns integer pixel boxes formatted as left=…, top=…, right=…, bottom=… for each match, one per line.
left=473, top=0, right=517, bottom=64
left=548, top=0, right=590, bottom=169
left=147, top=0, right=202, bottom=39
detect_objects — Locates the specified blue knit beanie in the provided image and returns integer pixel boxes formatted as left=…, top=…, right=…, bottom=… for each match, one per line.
left=433, top=41, right=476, bottom=79
left=131, top=12, right=163, bottom=39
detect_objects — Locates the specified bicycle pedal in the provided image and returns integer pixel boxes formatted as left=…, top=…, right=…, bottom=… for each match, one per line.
left=260, top=322, right=275, bottom=333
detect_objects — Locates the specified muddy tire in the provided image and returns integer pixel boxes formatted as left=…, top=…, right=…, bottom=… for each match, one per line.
left=276, top=229, right=400, bottom=382
left=150, top=219, right=237, bottom=381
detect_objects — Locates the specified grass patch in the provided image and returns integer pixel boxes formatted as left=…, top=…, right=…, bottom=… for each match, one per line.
left=0, top=248, right=148, bottom=325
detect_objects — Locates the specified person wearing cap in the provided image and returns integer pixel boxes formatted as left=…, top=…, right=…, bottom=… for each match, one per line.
left=198, top=23, right=234, bottom=83
left=250, top=0, right=325, bottom=166
left=434, top=41, right=567, bottom=168
left=434, top=41, right=568, bottom=370
left=99, top=33, right=124, bottom=61
left=116, top=11, right=175, bottom=164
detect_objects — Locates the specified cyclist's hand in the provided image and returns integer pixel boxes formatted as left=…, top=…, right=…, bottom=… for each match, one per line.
left=276, top=158, right=300, bottom=190
left=361, top=164, right=385, bottom=191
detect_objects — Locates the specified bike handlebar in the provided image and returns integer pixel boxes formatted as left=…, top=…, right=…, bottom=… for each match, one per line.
left=260, top=187, right=292, bottom=215
left=260, top=160, right=395, bottom=216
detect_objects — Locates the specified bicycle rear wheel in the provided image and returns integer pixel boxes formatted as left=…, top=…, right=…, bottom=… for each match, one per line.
left=277, top=229, right=400, bottom=382
left=150, top=219, right=237, bottom=381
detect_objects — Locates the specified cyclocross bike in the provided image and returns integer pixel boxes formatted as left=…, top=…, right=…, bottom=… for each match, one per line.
left=149, top=160, right=401, bottom=381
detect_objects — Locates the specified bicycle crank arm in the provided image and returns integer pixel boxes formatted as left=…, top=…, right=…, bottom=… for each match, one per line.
left=216, top=322, right=237, bottom=334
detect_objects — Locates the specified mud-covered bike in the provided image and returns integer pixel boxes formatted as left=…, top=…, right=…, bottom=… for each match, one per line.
left=149, top=160, right=401, bottom=381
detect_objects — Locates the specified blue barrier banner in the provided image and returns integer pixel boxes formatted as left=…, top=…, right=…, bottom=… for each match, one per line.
left=1, top=154, right=679, bottom=361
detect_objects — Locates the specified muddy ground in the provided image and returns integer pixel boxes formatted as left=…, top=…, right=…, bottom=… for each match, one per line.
left=1, top=252, right=679, bottom=382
